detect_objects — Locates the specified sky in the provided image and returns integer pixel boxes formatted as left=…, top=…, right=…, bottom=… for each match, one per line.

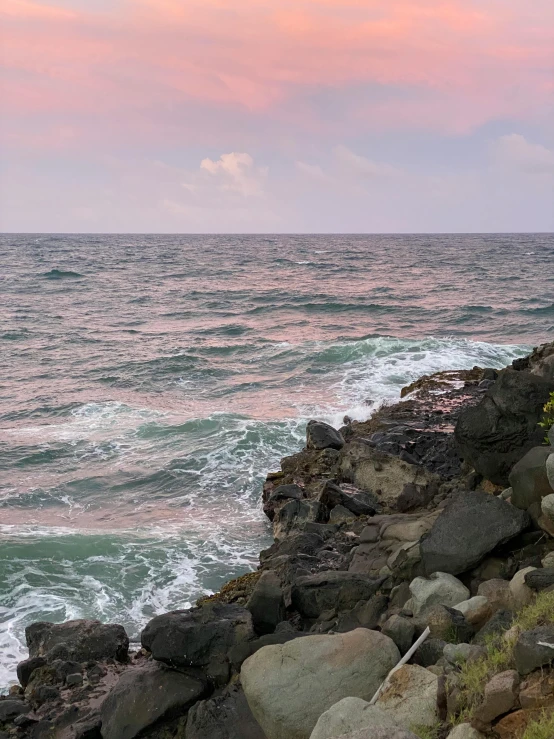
left=1, top=0, right=553, bottom=233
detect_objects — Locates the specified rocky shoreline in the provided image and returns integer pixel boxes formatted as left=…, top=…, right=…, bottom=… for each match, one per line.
left=2, top=341, right=554, bottom=739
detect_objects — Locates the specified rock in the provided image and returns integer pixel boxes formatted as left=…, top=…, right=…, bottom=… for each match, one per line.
left=423, top=604, right=474, bottom=643
left=141, top=603, right=255, bottom=683
left=541, top=551, right=554, bottom=567
left=322, top=729, right=419, bottom=739
left=387, top=542, right=423, bottom=581
left=420, top=491, right=530, bottom=576
left=16, top=656, right=46, bottom=688
left=519, top=670, right=554, bottom=709
left=494, top=708, right=539, bottom=739
left=307, top=421, right=345, bottom=451
left=247, top=571, right=285, bottom=635
left=185, top=682, right=266, bottom=739
left=452, top=596, right=491, bottom=628
left=329, top=505, right=357, bottom=525
left=454, top=369, right=554, bottom=485
left=100, top=661, right=207, bottom=739
left=381, top=615, right=415, bottom=655
left=273, top=500, right=327, bottom=539
left=291, top=571, right=383, bottom=620
left=319, top=482, right=380, bottom=518
left=524, top=567, right=554, bottom=591
left=66, top=673, right=83, bottom=686
left=474, top=669, right=519, bottom=722
left=25, top=619, right=129, bottom=663
left=0, top=700, right=29, bottom=721
left=446, top=726, right=486, bottom=739
left=335, top=595, right=389, bottom=632
left=541, top=492, right=554, bottom=521
left=524, top=341, right=554, bottom=379
left=509, top=567, right=537, bottom=609
left=412, top=638, right=446, bottom=667
left=514, top=625, right=554, bottom=675
left=443, top=643, right=486, bottom=665
left=409, top=572, right=470, bottom=616
left=548, top=453, right=554, bottom=489
left=241, top=629, right=399, bottom=739
left=309, top=698, right=399, bottom=739
left=27, top=684, right=59, bottom=706
left=264, top=484, right=304, bottom=520
left=375, top=664, right=439, bottom=730
left=474, top=610, right=514, bottom=645
left=477, top=579, right=515, bottom=613
left=509, top=446, right=554, bottom=510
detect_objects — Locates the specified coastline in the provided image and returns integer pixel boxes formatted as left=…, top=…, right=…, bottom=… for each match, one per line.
left=1, top=340, right=554, bottom=739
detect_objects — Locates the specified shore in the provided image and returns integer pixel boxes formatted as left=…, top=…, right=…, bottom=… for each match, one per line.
left=1, top=341, right=554, bottom=739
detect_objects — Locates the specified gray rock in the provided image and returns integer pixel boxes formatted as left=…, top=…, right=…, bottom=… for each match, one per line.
left=409, top=572, right=469, bottom=616
left=454, top=369, right=554, bottom=485
left=473, top=669, right=519, bottom=723
left=541, top=492, right=554, bottom=521
left=335, top=595, right=388, bottom=633
left=309, top=698, right=399, bottom=739
left=514, top=625, right=554, bottom=675
left=375, top=664, right=438, bottom=730
left=241, top=629, right=399, bottom=739
left=474, top=609, right=514, bottom=645
left=25, top=619, right=129, bottom=663
left=16, top=656, right=46, bottom=688
left=509, top=567, right=536, bottom=609
left=524, top=567, right=554, bottom=591
left=319, top=482, right=380, bottom=518
left=331, top=730, right=418, bottom=739
left=423, top=605, right=474, bottom=643
left=452, top=596, right=491, bottom=628
left=291, top=571, right=383, bottom=620
left=100, top=662, right=207, bottom=739
left=443, top=643, right=486, bottom=665
left=247, top=571, right=285, bottom=636
left=381, top=615, right=415, bottom=655
left=141, top=603, right=255, bottom=683
left=0, top=700, right=29, bottom=722
left=274, top=500, right=327, bottom=540
left=548, top=453, right=554, bottom=490
left=185, top=682, right=266, bottom=739
left=66, top=673, right=83, bottom=686
left=264, top=485, right=304, bottom=520
left=307, top=421, right=345, bottom=451
left=477, top=579, right=514, bottom=613
left=420, top=491, right=530, bottom=576
left=329, top=505, right=357, bottom=525
left=446, top=725, right=486, bottom=739
left=412, top=638, right=447, bottom=667
left=509, top=446, right=554, bottom=510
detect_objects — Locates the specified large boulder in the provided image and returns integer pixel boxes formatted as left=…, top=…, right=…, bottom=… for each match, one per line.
left=375, top=664, right=438, bottom=730
left=514, top=626, right=554, bottom=675
left=319, top=481, right=380, bottom=517
left=409, top=572, right=470, bottom=616
left=241, top=629, right=400, bottom=739
left=247, top=571, right=285, bottom=636
left=291, top=571, right=383, bottom=619
left=264, top=484, right=304, bottom=521
left=420, top=491, right=530, bottom=576
left=454, top=369, right=553, bottom=485
left=141, top=603, right=255, bottom=683
left=309, top=698, right=399, bottom=739
left=100, top=661, right=207, bottom=739
left=25, top=619, right=128, bottom=663
left=185, top=682, right=266, bottom=739
left=509, top=446, right=554, bottom=510
left=307, top=421, right=345, bottom=451
left=518, top=341, right=554, bottom=380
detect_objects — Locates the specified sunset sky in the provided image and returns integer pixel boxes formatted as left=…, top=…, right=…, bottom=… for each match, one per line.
left=1, top=0, right=553, bottom=232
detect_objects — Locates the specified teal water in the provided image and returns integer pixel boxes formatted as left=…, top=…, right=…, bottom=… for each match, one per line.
left=1, top=233, right=553, bottom=688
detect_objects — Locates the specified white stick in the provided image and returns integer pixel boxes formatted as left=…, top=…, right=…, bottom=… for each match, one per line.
left=369, top=626, right=431, bottom=705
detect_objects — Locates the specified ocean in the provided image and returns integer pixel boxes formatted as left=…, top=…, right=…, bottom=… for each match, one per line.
left=1, top=232, right=553, bottom=688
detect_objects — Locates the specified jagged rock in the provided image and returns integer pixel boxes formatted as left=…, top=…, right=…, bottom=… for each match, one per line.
left=409, top=572, right=470, bottom=616
left=100, top=661, right=207, bottom=739
left=141, top=603, right=255, bottom=683
left=247, top=571, right=285, bottom=636
left=474, top=610, right=514, bottom=644
left=423, top=604, right=474, bottom=643
left=25, top=619, right=129, bottom=663
left=290, top=571, right=383, bottom=619
left=335, top=595, right=388, bottom=632
left=509, top=567, right=537, bottom=609
left=522, top=341, right=554, bottom=380
left=16, top=657, right=46, bottom=688
left=264, top=485, right=304, bottom=520
left=509, top=446, right=554, bottom=510
left=0, top=699, right=30, bottom=722
left=519, top=670, right=554, bottom=709
left=412, top=638, right=447, bottom=667
left=514, top=625, right=554, bottom=675
left=329, top=505, right=357, bottom=525
left=306, top=421, right=345, bottom=451
left=273, top=500, right=327, bottom=539
left=420, top=491, right=530, bottom=576
left=524, top=567, right=554, bottom=591
left=452, top=596, right=491, bottom=628
left=474, top=669, right=519, bottom=722
left=241, top=629, right=399, bottom=739
left=185, top=682, right=266, bottom=739
left=381, top=615, right=415, bottom=655
left=319, top=481, right=380, bottom=517
left=454, top=369, right=553, bottom=485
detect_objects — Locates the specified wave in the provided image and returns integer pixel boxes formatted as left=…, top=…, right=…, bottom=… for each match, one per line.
left=41, top=269, right=84, bottom=279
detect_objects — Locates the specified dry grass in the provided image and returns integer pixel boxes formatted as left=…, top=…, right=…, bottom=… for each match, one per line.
left=522, top=711, right=554, bottom=739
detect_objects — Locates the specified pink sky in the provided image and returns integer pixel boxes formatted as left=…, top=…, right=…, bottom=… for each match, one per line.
left=1, top=0, right=553, bottom=231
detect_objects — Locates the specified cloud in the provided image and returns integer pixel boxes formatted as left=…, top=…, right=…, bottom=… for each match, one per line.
left=333, top=145, right=401, bottom=178
left=492, top=134, right=554, bottom=175
left=200, top=152, right=268, bottom=197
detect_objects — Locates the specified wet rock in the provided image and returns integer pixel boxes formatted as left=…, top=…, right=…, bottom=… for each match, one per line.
left=141, top=603, right=255, bottom=683
left=381, top=615, right=415, bottom=655
left=306, top=421, right=345, bottom=451
left=247, top=571, right=285, bottom=636
left=454, top=369, right=553, bottom=485
left=409, top=572, right=470, bottom=617
left=420, top=491, right=530, bottom=576
left=240, top=629, right=399, bottom=739
left=100, top=661, right=207, bottom=739
left=25, top=619, right=129, bottom=663
left=474, top=669, right=519, bottom=723
left=185, top=682, right=266, bottom=739
left=514, top=625, right=554, bottom=675
left=509, top=446, right=554, bottom=510
left=290, top=571, right=383, bottom=619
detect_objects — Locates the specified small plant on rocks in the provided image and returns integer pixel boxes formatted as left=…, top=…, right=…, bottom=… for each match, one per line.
left=539, top=391, right=554, bottom=443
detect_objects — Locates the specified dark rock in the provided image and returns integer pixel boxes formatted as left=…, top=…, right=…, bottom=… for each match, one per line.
left=509, top=446, right=554, bottom=510
left=72, top=718, right=102, bottom=739
left=28, top=685, right=60, bottom=706
left=335, top=594, right=389, bottom=632
left=185, top=682, right=266, bottom=739
left=260, top=532, right=325, bottom=564
left=395, top=483, right=432, bottom=513
left=474, top=609, right=514, bottom=645
left=17, top=656, right=46, bottom=689
left=13, top=714, right=38, bottom=728
left=420, top=491, right=530, bottom=576
left=290, top=571, right=383, bottom=619
left=273, top=499, right=327, bottom=539
left=306, top=420, right=345, bottom=451
left=423, top=604, right=474, bottom=643
left=141, top=603, right=255, bottom=681
left=100, top=662, right=207, bottom=739
left=514, top=626, right=554, bottom=675
left=263, top=484, right=304, bottom=520
left=524, top=568, right=554, bottom=591
left=412, top=638, right=447, bottom=667
left=381, top=615, right=415, bottom=655
left=0, top=699, right=29, bottom=722
left=25, top=619, right=128, bottom=663
left=66, top=673, right=83, bottom=687
left=454, top=369, right=554, bottom=485
left=246, top=571, right=285, bottom=635
left=482, top=369, right=499, bottom=381
left=319, top=481, right=380, bottom=517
